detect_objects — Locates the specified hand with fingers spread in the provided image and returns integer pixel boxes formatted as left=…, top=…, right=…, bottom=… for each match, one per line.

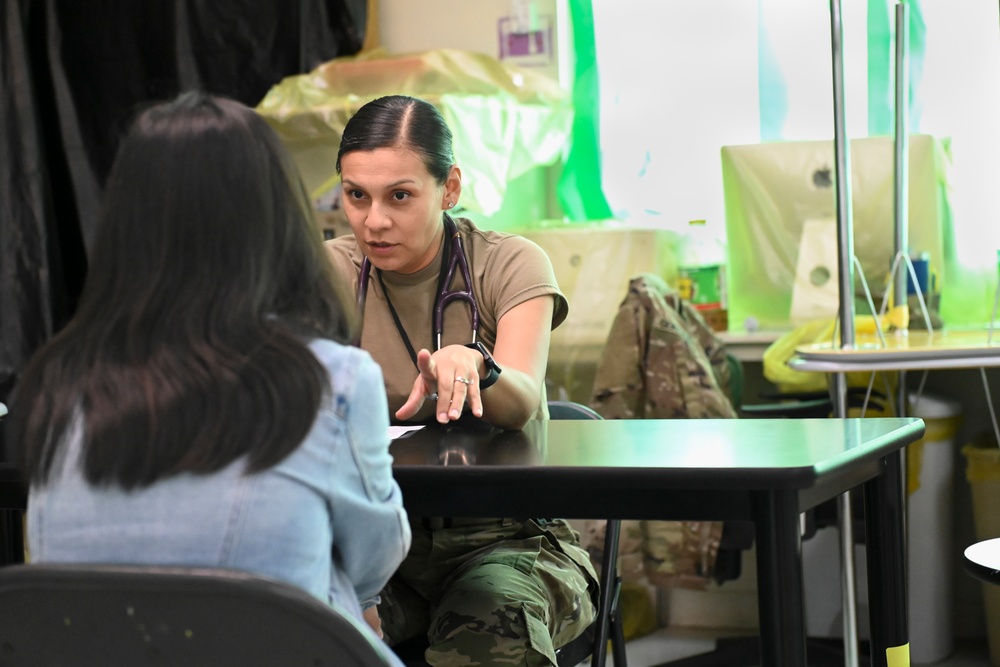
left=395, top=346, right=483, bottom=423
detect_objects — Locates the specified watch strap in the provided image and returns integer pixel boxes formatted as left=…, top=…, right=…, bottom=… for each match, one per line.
left=465, top=342, right=502, bottom=390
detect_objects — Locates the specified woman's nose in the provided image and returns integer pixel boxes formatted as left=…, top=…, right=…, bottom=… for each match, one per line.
left=365, top=205, right=390, bottom=231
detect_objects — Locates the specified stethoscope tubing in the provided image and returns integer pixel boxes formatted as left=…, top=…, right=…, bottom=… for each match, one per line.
left=356, top=213, right=480, bottom=350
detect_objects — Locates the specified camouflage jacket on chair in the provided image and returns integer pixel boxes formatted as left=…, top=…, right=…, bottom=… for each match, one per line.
left=591, top=273, right=736, bottom=420
left=588, top=273, right=737, bottom=589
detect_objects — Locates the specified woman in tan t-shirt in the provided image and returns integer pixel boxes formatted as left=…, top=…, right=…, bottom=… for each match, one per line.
left=324, top=95, right=597, bottom=667
left=326, top=95, right=568, bottom=431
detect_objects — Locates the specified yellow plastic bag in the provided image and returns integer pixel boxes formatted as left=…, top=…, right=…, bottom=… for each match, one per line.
left=255, top=48, right=572, bottom=214
left=762, top=317, right=899, bottom=413
left=762, top=320, right=834, bottom=393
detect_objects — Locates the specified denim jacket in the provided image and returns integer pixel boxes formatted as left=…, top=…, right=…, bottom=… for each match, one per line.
left=28, top=339, right=410, bottom=630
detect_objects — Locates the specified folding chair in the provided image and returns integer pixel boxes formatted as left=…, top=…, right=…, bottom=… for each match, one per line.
left=0, top=563, right=399, bottom=667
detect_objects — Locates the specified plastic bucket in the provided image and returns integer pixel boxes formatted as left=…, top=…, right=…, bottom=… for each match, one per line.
left=964, top=435, right=1000, bottom=666
left=908, top=393, right=963, bottom=664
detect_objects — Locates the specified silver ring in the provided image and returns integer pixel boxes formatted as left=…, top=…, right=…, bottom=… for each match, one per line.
left=426, top=392, right=439, bottom=401
left=454, top=376, right=474, bottom=386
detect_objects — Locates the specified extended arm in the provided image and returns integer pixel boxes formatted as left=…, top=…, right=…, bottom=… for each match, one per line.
left=395, top=295, right=554, bottom=430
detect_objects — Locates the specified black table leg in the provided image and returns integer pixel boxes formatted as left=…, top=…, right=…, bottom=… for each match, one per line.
left=864, top=451, right=909, bottom=667
left=753, top=489, right=807, bottom=667
left=0, top=509, right=25, bottom=566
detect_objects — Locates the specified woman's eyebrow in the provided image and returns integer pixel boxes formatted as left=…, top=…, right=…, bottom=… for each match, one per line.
left=342, top=177, right=417, bottom=189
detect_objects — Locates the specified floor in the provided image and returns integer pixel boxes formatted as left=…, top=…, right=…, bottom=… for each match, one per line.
left=597, top=631, right=994, bottom=666
left=939, top=639, right=994, bottom=666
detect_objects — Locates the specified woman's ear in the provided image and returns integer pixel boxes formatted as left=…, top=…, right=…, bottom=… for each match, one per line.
left=442, top=165, right=462, bottom=209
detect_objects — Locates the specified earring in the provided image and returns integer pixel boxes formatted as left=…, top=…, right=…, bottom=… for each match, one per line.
left=447, top=202, right=455, bottom=209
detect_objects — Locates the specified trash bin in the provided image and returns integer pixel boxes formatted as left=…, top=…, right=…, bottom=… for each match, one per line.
left=964, top=433, right=1000, bottom=666
left=908, top=393, right=963, bottom=664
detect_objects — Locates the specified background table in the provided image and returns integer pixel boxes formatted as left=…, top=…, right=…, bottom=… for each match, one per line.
left=390, top=417, right=925, bottom=667
left=790, top=329, right=1000, bottom=373
left=964, top=538, right=1000, bottom=586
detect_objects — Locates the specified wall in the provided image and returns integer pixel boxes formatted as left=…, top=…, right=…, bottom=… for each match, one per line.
left=377, top=0, right=569, bottom=86
left=377, top=0, right=569, bottom=231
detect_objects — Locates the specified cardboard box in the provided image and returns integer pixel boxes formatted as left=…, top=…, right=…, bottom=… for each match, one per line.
left=519, top=223, right=680, bottom=403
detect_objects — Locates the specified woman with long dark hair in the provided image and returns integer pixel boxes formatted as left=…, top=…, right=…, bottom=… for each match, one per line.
left=9, top=92, right=410, bottom=650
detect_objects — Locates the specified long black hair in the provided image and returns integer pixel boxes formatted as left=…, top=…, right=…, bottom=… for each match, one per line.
left=10, top=91, right=355, bottom=489
left=336, top=95, right=454, bottom=185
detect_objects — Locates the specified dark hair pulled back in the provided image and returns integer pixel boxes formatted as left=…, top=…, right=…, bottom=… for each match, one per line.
left=336, top=95, right=454, bottom=185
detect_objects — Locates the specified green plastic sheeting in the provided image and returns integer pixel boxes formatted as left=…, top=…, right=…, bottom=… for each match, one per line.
left=867, top=0, right=926, bottom=137
left=722, top=135, right=953, bottom=331
left=557, top=0, right=612, bottom=222
left=256, top=48, right=573, bottom=217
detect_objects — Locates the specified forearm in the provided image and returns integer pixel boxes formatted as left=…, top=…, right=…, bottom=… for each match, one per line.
left=478, top=296, right=554, bottom=430
left=478, top=365, right=540, bottom=430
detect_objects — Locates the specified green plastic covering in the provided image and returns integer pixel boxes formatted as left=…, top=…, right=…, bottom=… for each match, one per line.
left=757, top=10, right=788, bottom=143
left=557, top=0, right=612, bottom=222
left=867, top=0, right=926, bottom=137
left=255, top=48, right=573, bottom=216
left=867, top=0, right=892, bottom=136
left=721, top=134, right=953, bottom=331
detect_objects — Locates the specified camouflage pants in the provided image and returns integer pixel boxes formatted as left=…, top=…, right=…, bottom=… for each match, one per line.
left=379, top=518, right=598, bottom=667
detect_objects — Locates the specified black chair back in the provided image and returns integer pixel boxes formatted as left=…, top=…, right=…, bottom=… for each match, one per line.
left=546, top=401, right=626, bottom=667
left=0, top=402, right=25, bottom=567
left=547, top=400, right=603, bottom=421
left=0, top=563, right=396, bottom=667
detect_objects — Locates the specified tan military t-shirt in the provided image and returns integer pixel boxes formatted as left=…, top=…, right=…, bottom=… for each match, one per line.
left=325, top=217, right=568, bottom=424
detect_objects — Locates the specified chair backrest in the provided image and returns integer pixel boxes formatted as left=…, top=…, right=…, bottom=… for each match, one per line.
left=0, top=563, right=397, bottom=667
left=546, top=400, right=614, bottom=667
left=547, top=400, right=603, bottom=421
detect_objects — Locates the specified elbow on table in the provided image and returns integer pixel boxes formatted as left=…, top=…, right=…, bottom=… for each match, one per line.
left=482, top=400, right=535, bottom=432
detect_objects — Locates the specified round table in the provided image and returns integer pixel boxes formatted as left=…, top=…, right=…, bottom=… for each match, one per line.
left=964, top=538, right=1000, bottom=584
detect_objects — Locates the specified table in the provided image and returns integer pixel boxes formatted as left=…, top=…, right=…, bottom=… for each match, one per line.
left=789, top=329, right=1000, bottom=373
left=791, top=328, right=1000, bottom=665
left=964, top=538, right=1000, bottom=585
left=390, top=417, right=925, bottom=667
left=717, top=329, right=783, bottom=362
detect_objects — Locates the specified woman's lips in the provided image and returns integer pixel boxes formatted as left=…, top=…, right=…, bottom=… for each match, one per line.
left=366, top=241, right=396, bottom=257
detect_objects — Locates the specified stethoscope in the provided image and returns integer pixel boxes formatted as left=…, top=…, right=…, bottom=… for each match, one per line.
left=356, top=213, right=480, bottom=351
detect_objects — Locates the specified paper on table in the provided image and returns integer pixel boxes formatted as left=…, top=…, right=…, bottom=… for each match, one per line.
left=388, top=425, right=425, bottom=440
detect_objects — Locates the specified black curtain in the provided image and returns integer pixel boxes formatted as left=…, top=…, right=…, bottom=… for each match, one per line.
left=0, top=0, right=366, bottom=453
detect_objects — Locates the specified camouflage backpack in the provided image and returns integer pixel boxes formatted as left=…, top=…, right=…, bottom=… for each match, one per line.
left=588, top=272, right=737, bottom=589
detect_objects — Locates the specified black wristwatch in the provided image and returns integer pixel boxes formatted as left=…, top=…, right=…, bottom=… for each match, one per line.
left=465, top=341, right=502, bottom=390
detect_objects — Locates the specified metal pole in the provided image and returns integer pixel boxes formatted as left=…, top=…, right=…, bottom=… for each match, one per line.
left=893, top=9, right=913, bottom=657
left=829, top=1, right=860, bottom=665
left=830, top=0, right=855, bottom=351
left=894, top=2, right=910, bottom=332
